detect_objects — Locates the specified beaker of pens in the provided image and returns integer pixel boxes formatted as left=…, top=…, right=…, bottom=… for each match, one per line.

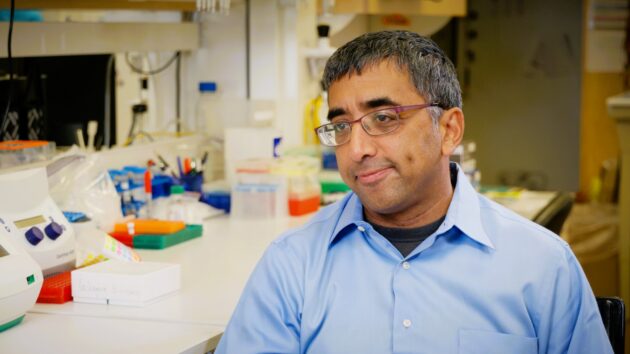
left=181, top=172, right=204, bottom=193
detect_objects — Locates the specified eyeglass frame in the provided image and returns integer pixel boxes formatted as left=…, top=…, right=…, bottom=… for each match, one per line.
left=314, top=102, right=443, bottom=147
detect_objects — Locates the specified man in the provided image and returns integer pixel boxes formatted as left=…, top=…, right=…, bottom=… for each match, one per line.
left=216, top=30, right=612, bottom=353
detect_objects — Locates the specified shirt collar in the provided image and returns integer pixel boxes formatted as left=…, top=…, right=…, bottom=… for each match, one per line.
left=445, top=163, right=494, bottom=249
left=329, top=192, right=364, bottom=244
left=328, top=163, right=494, bottom=249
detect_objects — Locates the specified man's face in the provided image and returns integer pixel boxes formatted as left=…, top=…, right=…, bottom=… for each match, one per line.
left=328, top=60, right=447, bottom=216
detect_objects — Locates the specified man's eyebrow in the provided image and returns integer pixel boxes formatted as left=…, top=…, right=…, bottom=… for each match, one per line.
left=364, top=97, right=399, bottom=109
left=327, top=97, right=400, bottom=121
left=327, top=108, right=346, bottom=121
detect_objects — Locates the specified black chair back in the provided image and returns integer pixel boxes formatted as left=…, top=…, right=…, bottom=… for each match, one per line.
left=596, top=296, right=625, bottom=354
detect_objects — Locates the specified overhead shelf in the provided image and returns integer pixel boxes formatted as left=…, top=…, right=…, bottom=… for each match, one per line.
left=0, top=22, right=198, bottom=58
left=0, top=0, right=196, bottom=11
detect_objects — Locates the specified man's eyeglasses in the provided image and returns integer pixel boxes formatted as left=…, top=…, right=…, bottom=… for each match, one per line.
left=315, top=103, right=441, bottom=147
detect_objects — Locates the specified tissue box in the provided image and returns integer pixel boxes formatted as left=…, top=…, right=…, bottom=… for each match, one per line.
left=71, top=260, right=180, bottom=306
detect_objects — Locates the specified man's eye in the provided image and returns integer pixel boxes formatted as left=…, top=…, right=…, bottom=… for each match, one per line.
left=334, top=122, right=350, bottom=132
left=374, top=113, right=395, bottom=123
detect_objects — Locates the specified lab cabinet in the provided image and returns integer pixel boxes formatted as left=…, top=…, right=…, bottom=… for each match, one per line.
left=0, top=0, right=196, bottom=11
left=324, top=0, right=466, bottom=16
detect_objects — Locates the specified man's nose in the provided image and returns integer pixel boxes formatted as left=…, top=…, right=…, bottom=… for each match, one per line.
left=346, top=123, right=377, bottom=162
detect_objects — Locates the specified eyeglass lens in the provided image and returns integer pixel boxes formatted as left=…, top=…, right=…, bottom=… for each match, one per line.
left=317, top=108, right=400, bottom=146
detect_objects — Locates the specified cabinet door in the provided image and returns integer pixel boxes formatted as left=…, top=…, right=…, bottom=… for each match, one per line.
left=328, top=0, right=466, bottom=16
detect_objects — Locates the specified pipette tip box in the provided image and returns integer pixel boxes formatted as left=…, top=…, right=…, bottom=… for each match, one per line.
left=37, top=271, right=73, bottom=304
left=110, top=224, right=203, bottom=249
left=71, top=260, right=180, bottom=307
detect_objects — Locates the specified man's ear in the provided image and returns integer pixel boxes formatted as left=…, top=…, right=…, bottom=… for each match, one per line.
left=440, top=107, right=465, bottom=156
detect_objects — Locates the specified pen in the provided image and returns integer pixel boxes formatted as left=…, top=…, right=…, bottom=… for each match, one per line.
left=156, top=153, right=170, bottom=172
left=201, top=151, right=208, bottom=166
left=192, top=159, right=199, bottom=174
left=177, top=156, right=184, bottom=178
left=184, top=158, right=192, bottom=175
left=144, top=170, right=153, bottom=218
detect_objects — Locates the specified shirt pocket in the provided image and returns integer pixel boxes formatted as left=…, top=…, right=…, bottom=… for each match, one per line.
left=459, top=328, right=538, bottom=354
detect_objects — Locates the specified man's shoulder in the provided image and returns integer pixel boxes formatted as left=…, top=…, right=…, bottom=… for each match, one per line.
left=476, top=194, right=571, bottom=259
left=272, top=195, right=351, bottom=252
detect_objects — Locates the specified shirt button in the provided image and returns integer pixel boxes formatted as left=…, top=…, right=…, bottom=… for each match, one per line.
left=402, top=262, right=410, bottom=270
left=357, top=226, right=365, bottom=232
left=402, top=319, right=412, bottom=328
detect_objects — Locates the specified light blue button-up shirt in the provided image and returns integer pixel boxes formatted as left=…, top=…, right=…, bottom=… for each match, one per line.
left=216, top=165, right=612, bottom=354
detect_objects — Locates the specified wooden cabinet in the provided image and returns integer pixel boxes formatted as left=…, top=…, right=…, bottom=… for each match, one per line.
left=323, top=0, right=466, bottom=16
left=607, top=93, right=630, bottom=318
left=0, top=0, right=196, bottom=11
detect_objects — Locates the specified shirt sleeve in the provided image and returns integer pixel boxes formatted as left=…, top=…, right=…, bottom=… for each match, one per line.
left=215, top=240, right=303, bottom=354
left=536, top=245, right=613, bottom=354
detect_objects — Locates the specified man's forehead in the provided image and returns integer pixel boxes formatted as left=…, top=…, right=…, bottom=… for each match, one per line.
left=327, top=62, right=415, bottom=109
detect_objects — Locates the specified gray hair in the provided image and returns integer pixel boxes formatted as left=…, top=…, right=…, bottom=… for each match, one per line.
left=322, top=30, right=462, bottom=122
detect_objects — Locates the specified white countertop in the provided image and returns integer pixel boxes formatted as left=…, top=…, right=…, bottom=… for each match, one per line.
left=2, top=214, right=311, bottom=353
left=31, top=215, right=311, bottom=327
left=0, top=313, right=223, bottom=354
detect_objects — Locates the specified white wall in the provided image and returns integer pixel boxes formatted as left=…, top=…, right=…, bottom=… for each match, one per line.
left=104, top=5, right=247, bottom=144
left=189, top=0, right=319, bottom=148
left=183, top=0, right=248, bottom=133
left=110, top=1, right=319, bottom=150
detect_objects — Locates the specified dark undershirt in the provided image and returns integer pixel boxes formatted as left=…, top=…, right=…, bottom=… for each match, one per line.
left=371, top=216, right=445, bottom=257
left=367, top=163, right=459, bottom=258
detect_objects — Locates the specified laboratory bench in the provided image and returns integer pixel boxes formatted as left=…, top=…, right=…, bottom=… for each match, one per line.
left=1, top=215, right=311, bottom=353
left=0, top=191, right=559, bottom=353
left=482, top=189, right=560, bottom=221
left=0, top=313, right=223, bottom=354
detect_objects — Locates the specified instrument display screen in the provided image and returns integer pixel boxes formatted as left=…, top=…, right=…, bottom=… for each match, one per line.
left=14, top=215, right=46, bottom=229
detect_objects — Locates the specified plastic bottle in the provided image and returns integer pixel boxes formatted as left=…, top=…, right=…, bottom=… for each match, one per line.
left=196, top=81, right=219, bottom=135
left=168, top=185, right=187, bottom=222
left=120, top=180, right=137, bottom=217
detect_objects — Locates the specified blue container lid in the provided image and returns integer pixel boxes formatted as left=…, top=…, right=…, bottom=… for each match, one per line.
left=108, top=169, right=123, bottom=177
left=123, top=166, right=147, bottom=174
left=199, top=82, right=217, bottom=92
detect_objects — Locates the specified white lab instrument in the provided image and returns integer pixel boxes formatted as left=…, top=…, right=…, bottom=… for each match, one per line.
left=71, top=259, right=181, bottom=306
left=0, top=234, right=43, bottom=332
left=0, top=167, right=75, bottom=277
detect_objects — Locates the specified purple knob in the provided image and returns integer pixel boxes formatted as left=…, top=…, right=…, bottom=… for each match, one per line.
left=45, top=222, right=63, bottom=240
left=25, top=227, right=44, bottom=246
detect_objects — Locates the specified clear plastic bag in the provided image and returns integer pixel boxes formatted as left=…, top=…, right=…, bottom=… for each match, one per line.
left=49, top=149, right=123, bottom=233
left=149, top=195, right=223, bottom=224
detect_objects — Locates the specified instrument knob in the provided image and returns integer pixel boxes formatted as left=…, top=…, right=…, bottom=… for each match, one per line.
left=25, top=227, right=44, bottom=246
left=45, top=222, right=64, bottom=240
